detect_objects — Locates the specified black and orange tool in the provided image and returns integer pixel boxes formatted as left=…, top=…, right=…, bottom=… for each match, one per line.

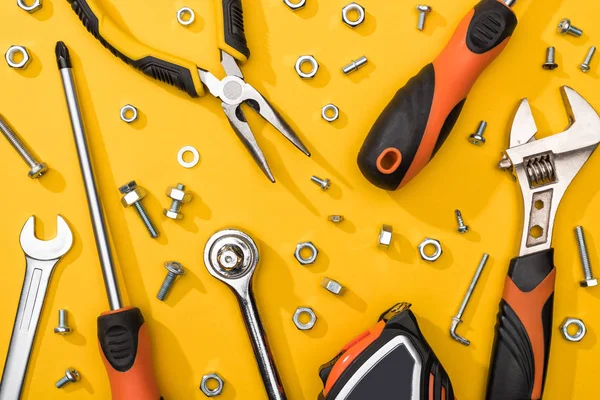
left=318, top=303, right=454, bottom=400
left=66, top=0, right=310, bottom=183
left=486, top=87, right=600, bottom=399
left=56, top=42, right=162, bottom=400
left=357, top=0, right=518, bottom=191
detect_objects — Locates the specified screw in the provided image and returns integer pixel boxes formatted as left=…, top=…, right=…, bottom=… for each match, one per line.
left=468, top=121, right=487, bottom=145
left=575, top=226, right=598, bottom=287
left=416, top=5, right=432, bottom=31
left=580, top=46, right=596, bottom=73
left=54, top=309, right=72, bottom=335
left=450, top=253, right=489, bottom=346
left=342, top=56, right=368, bottom=75
left=311, top=176, right=331, bottom=191
left=157, top=261, right=185, bottom=300
left=557, top=18, right=583, bottom=37
left=56, top=368, right=80, bottom=388
left=542, top=46, right=558, bottom=70
left=328, top=215, right=344, bottom=223
left=119, top=181, right=159, bottom=238
left=0, top=114, right=48, bottom=179
left=455, top=210, right=469, bottom=233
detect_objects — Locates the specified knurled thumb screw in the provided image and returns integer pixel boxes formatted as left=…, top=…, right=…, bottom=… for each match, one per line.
left=0, top=114, right=48, bottom=179
left=455, top=210, right=469, bottom=233
left=157, top=261, right=185, bottom=301
left=56, top=368, right=80, bottom=388
left=575, top=226, right=598, bottom=287
left=311, top=176, right=331, bottom=191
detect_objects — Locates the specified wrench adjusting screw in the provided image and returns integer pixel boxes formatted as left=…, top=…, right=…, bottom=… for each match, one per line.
left=0, top=115, right=48, bottom=179
left=580, top=46, right=596, bottom=73
left=55, top=368, right=80, bottom=388
left=542, top=46, right=559, bottom=70
left=119, top=181, right=159, bottom=238
left=416, top=5, right=432, bottom=31
left=558, top=18, right=583, bottom=37
left=311, top=176, right=331, bottom=191
left=468, top=121, right=487, bottom=145
left=455, top=210, right=469, bottom=233
left=575, top=226, right=598, bottom=287
left=53, top=309, right=72, bottom=335
left=157, top=262, right=185, bottom=301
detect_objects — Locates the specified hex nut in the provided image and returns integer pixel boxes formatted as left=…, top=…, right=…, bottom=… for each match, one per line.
left=342, top=3, right=366, bottom=27
left=328, top=215, right=344, bottom=223
left=120, top=105, right=138, bottom=123
left=177, top=7, right=195, bottom=26
left=120, top=187, right=147, bottom=207
left=166, top=186, right=192, bottom=202
left=284, top=0, right=306, bottom=10
left=322, top=104, right=340, bottom=122
left=295, top=55, right=319, bottom=79
left=17, top=0, right=42, bottom=13
left=200, top=373, right=224, bottom=397
left=295, top=242, right=318, bottom=265
left=163, top=209, right=184, bottom=220
left=5, top=46, right=31, bottom=69
left=321, top=277, right=343, bottom=295
left=418, top=238, right=443, bottom=262
left=293, top=307, right=317, bottom=330
left=378, top=225, right=393, bottom=249
left=560, top=318, right=586, bottom=342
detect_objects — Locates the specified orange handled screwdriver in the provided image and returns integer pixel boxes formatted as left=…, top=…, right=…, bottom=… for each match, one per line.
left=357, top=0, right=518, bottom=191
left=55, top=42, right=162, bottom=400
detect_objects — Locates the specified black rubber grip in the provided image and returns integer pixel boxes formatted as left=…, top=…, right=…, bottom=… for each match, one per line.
left=467, top=0, right=518, bottom=54
left=486, top=250, right=555, bottom=400
left=68, top=0, right=199, bottom=97
left=98, top=307, right=144, bottom=372
left=221, top=0, right=250, bottom=58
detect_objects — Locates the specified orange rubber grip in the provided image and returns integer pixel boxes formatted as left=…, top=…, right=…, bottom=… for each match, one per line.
left=357, top=0, right=517, bottom=191
left=98, top=307, right=162, bottom=400
left=486, top=249, right=556, bottom=400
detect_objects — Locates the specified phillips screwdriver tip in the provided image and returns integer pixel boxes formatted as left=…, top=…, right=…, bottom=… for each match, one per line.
left=55, top=41, right=72, bottom=70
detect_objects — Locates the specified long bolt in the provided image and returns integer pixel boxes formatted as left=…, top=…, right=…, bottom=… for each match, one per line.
left=542, top=46, right=558, bottom=70
left=119, top=181, right=159, bottom=238
left=416, top=5, right=432, bottom=31
left=580, top=46, right=596, bottom=73
left=450, top=253, right=489, bottom=346
left=342, top=56, right=368, bottom=75
left=0, top=115, right=48, bottom=179
left=56, top=368, right=80, bottom=388
left=311, top=176, right=331, bottom=191
left=468, top=121, right=487, bottom=145
left=157, top=262, right=185, bottom=301
left=558, top=18, right=583, bottom=37
left=455, top=210, right=469, bottom=233
left=575, top=226, right=598, bottom=287
left=54, top=309, right=72, bottom=335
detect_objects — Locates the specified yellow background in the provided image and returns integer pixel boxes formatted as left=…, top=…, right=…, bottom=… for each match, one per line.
left=0, top=0, right=599, bottom=398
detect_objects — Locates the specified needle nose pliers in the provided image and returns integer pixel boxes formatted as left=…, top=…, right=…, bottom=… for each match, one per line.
left=67, top=0, right=311, bottom=182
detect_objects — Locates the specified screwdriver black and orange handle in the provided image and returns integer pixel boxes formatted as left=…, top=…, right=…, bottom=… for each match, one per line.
left=357, top=0, right=518, bottom=191
left=486, top=249, right=556, bottom=400
left=98, top=307, right=163, bottom=400
left=67, top=0, right=250, bottom=97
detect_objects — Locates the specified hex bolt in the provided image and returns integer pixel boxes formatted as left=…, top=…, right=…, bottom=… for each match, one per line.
left=468, top=121, right=487, bottom=145
left=311, top=176, right=331, bottom=191
left=575, top=226, right=598, bottom=287
left=163, top=183, right=192, bottom=220
left=0, top=115, right=48, bottom=179
left=157, top=261, right=185, bottom=301
left=342, top=56, right=368, bottom=75
left=54, top=309, right=72, bottom=335
left=454, top=210, right=469, bottom=233
left=557, top=18, right=583, bottom=37
left=416, top=5, right=432, bottom=31
left=542, top=46, right=558, bottom=70
left=119, top=181, right=159, bottom=238
left=450, top=253, right=489, bottom=346
left=55, top=368, right=80, bottom=389
left=580, top=46, right=596, bottom=73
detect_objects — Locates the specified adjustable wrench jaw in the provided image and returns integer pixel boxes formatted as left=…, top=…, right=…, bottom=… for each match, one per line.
left=500, top=87, right=600, bottom=256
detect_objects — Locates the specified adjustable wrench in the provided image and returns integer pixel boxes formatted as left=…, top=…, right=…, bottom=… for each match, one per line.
left=204, top=229, right=286, bottom=400
left=0, top=216, right=74, bottom=400
left=486, top=87, right=600, bottom=400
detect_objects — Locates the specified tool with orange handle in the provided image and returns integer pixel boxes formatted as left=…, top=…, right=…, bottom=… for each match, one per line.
left=357, top=0, right=518, bottom=191
left=55, top=42, right=162, bottom=400
left=318, top=303, right=454, bottom=399
left=486, top=87, right=600, bottom=400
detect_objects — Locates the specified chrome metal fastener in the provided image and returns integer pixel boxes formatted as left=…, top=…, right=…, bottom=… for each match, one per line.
left=53, top=309, right=72, bottom=335
left=450, top=253, right=489, bottom=346
left=17, top=0, right=42, bottom=13
left=322, top=104, right=339, bottom=122
left=120, top=105, right=138, bottom=123
left=455, top=210, right=469, bottom=233
left=295, top=242, right=318, bottom=265
left=0, top=115, right=48, bottom=178
left=328, top=215, right=344, bottom=223
left=418, top=238, right=442, bottom=261
left=560, top=318, right=586, bottom=342
left=200, top=373, right=224, bottom=397
left=177, top=7, right=195, bottom=26
left=295, top=55, right=319, bottom=79
left=293, top=307, right=317, bottom=330
left=416, top=5, right=432, bottom=31
left=342, top=3, right=365, bottom=27
left=342, top=56, right=368, bottom=75
left=558, top=18, right=583, bottom=37
left=163, top=183, right=193, bottom=220
left=575, top=226, right=597, bottom=287
left=55, top=368, right=80, bottom=389
left=321, top=277, right=343, bottom=295
left=157, top=262, right=185, bottom=301
left=580, top=46, right=596, bottom=73
left=5, top=46, right=31, bottom=69
left=542, top=47, right=558, bottom=70
left=119, top=181, right=159, bottom=238
left=468, top=121, right=487, bottom=145
left=311, top=176, right=330, bottom=190
left=284, top=0, right=306, bottom=10
left=378, top=225, right=393, bottom=249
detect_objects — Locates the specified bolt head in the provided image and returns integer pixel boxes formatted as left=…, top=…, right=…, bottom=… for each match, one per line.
left=217, top=245, right=244, bottom=271
left=65, top=369, right=80, bottom=383
left=557, top=18, right=571, bottom=34
left=118, top=180, right=137, bottom=194
left=28, top=162, right=48, bottom=179
left=166, top=185, right=192, bottom=202
left=378, top=225, right=393, bottom=249
left=328, top=215, right=344, bottom=223
left=163, top=209, right=184, bottom=220
left=580, top=63, right=591, bottom=72
left=320, top=179, right=331, bottom=190
left=417, top=4, right=431, bottom=12
left=580, top=278, right=598, bottom=287
left=54, top=326, right=71, bottom=335
left=543, top=62, right=558, bottom=70
left=164, top=261, right=185, bottom=275
left=468, top=134, right=486, bottom=146
left=458, top=225, right=469, bottom=234
left=120, top=186, right=146, bottom=207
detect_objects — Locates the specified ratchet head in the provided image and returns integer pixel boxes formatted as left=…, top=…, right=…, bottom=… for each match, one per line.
left=203, top=229, right=259, bottom=296
left=500, top=87, right=600, bottom=255
left=20, top=215, right=74, bottom=261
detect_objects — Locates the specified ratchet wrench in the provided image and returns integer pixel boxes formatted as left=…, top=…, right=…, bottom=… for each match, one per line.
left=0, top=216, right=73, bottom=400
left=204, top=229, right=286, bottom=400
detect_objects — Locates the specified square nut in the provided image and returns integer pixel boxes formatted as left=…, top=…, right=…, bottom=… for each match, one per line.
left=378, top=224, right=393, bottom=249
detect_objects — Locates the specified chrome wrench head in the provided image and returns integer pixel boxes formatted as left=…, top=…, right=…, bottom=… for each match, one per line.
left=500, top=87, right=600, bottom=256
left=20, top=215, right=74, bottom=260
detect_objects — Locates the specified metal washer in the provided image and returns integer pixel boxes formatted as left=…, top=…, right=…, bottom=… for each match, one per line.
left=177, top=7, right=195, bottom=26
left=177, top=145, right=200, bottom=168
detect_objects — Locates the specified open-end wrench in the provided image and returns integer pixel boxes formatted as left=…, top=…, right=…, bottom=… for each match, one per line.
left=486, top=86, right=600, bottom=400
left=0, top=216, right=73, bottom=400
left=204, top=229, right=286, bottom=400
